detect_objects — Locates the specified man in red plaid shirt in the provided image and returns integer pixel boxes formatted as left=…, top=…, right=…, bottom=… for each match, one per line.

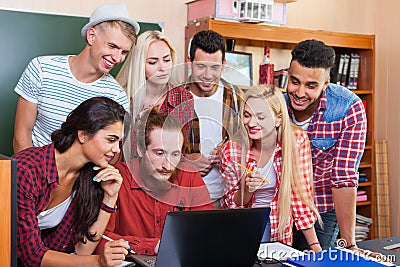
left=285, top=40, right=367, bottom=251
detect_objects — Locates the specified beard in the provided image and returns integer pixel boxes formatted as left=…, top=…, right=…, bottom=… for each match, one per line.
left=139, top=155, right=178, bottom=196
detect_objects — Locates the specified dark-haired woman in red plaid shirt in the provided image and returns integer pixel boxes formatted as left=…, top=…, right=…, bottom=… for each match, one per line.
left=219, top=86, right=322, bottom=252
left=13, top=97, right=131, bottom=267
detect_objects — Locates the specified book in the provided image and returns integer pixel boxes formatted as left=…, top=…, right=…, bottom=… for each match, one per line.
left=330, top=54, right=341, bottom=84
left=340, top=54, right=350, bottom=87
left=357, top=194, right=368, bottom=202
left=349, top=53, right=360, bottom=89
left=335, top=54, right=346, bottom=85
left=357, top=213, right=373, bottom=225
left=355, top=213, right=373, bottom=241
left=357, top=191, right=367, bottom=195
left=359, top=174, right=368, bottom=183
left=274, top=68, right=289, bottom=89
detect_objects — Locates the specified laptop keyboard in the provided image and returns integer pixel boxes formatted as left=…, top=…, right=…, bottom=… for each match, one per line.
left=144, top=258, right=156, bottom=267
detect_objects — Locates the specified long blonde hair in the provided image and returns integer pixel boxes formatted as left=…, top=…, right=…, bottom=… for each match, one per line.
left=116, top=30, right=177, bottom=125
left=241, top=85, right=320, bottom=239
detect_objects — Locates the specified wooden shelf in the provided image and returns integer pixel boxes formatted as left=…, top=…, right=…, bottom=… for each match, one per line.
left=186, top=19, right=375, bottom=50
left=359, top=163, right=373, bottom=168
left=350, top=90, right=373, bottom=95
left=357, top=201, right=372, bottom=207
left=359, top=182, right=372, bottom=187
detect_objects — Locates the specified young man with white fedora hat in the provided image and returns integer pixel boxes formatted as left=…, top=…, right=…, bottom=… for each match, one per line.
left=13, top=3, right=139, bottom=155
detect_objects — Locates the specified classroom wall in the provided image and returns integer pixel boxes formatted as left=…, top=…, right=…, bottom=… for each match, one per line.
left=374, top=1, right=400, bottom=237
left=0, top=0, right=188, bottom=62
left=1, top=0, right=398, bottom=235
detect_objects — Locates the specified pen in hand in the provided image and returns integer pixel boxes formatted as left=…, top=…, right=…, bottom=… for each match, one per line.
left=215, top=136, right=228, bottom=151
left=99, top=234, right=136, bottom=254
left=234, top=161, right=270, bottom=184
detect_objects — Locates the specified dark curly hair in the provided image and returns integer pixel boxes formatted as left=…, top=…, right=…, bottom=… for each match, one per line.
left=291, top=39, right=335, bottom=69
left=51, top=96, right=127, bottom=243
left=189, top=30, right=225, bottom=62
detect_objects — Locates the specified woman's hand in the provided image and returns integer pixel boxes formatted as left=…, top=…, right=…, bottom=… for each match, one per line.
left=93, top=165, right=123, bottom=201
left=245, top=172, right=265, bottom=193
left=97, top=239, right=129, bottom=267
left=309, top=243, right=323, bottom=252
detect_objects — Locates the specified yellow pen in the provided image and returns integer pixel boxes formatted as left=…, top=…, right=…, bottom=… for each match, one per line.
left=234, top=161, right=270, bottom=184
left=215, top=136, right=228, bottom=151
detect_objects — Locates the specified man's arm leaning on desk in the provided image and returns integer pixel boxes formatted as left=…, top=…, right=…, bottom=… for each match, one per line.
left=332, top=187, right=357, bottom=248
left=13, top=96, right=37, bottom=153
left=328, top=98, right=366, bottom=249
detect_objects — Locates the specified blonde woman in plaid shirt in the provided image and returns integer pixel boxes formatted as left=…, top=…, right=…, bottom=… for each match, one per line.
left=116, top=30, right=196, bottom=161
left=219, top=86, right=322, bottom=251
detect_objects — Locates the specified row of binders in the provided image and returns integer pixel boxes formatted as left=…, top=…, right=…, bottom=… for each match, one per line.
left=330, top=53, right=360, bottom=90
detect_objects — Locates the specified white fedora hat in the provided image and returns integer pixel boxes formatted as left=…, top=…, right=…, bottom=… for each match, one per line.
left=81, top=3, right=140, bottom=40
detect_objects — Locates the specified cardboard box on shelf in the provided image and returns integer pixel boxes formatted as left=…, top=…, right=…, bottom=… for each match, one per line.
left=186, top=0, right=289, bottom=25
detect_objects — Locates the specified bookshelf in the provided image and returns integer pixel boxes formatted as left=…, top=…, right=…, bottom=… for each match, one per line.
left=185, top=18, right=376, bottom=239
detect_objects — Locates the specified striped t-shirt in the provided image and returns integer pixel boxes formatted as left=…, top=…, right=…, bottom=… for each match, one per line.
left=15, top=55, right=129, bottom=147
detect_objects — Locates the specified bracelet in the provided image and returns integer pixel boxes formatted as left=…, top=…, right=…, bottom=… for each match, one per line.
left=100, top=202, right=117, bottom=213
left=345, top=244, right=356, bottom=249
left=308, top=241, right=320, bottom=247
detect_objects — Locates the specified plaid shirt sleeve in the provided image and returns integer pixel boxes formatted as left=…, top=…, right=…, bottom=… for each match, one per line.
left=14, top=145, right=79, bottom=266
left=330, top=100, right=367, bottom=188
left=219, top=141, right=255, bottom=208
left=15, top=161, right=50, bottom=266
left=291, top=129, right=317, bottom=230
left=163, top=86, right=196, bottom=143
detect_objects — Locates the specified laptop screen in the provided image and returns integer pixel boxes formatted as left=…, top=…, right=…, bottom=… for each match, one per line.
left=156, top=207, right=270, bottom=267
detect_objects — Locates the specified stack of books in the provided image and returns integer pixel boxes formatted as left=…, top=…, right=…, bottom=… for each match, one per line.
left=357, top=190, right=368, bottom=202
left=356, top=213, right=373, bottom=241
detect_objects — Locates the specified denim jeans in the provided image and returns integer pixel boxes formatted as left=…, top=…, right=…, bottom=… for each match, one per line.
left=293, top=209, right=339, bottom=251
left=261, top=211, right=271, bottom=243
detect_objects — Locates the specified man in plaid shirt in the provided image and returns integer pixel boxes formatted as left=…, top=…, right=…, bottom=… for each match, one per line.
left=184, top=30, right=242, bottom=209
left=285, top=40, right=367, bottom=251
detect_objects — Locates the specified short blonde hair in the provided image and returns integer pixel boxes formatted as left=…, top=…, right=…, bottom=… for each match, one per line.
left=95, top=21, right=138, bottom=44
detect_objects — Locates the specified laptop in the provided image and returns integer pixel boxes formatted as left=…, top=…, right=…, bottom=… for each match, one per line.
left=130, top=207, right=270, bottom=267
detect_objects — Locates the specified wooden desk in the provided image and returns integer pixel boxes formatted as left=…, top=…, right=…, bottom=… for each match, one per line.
left=0, top=155, right=17, bottom=267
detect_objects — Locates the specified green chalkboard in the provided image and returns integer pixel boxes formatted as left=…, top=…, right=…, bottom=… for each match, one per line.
left=0, top=9, right=162, bottom=156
